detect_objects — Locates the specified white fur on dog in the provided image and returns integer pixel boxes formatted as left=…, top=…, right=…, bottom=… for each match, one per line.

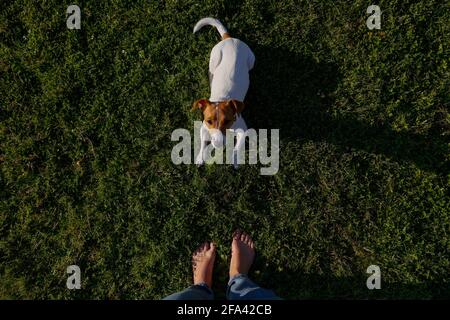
left=193, top=17, right=228, bottom=37
left=193, top=17, right=255, bottom=102
left=208, top=38, right=255, bottom=102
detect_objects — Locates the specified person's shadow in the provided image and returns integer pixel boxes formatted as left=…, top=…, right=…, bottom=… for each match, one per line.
left=243, top=44, right=447, bottom=174
left=230, top=43, right=448, bottom=298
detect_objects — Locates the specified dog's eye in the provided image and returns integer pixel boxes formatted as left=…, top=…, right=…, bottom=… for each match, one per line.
left=207, top=120, right=213, bottom=125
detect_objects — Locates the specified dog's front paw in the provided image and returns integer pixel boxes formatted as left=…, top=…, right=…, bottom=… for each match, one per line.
left=195, top=156, right=205, bottom=167
left=232, top=153, right=239, bottom=169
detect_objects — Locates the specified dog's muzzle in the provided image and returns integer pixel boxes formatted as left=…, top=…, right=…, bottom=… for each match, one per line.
left=211, top=132, right=223, bottom=149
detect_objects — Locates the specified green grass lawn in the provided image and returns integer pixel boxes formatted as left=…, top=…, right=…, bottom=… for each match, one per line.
left=0, top=0, right=449, bottom=299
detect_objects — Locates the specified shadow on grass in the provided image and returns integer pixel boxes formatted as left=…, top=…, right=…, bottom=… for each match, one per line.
left=208, top=251, right=450, bottom=299
left=252, top=256, right=450, bottom=299
left=228, top=43, right=449, bottom=299
left=244, top=44, right=447, bottom=173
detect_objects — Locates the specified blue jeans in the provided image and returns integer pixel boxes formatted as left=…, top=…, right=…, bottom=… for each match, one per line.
left=163, top=274, right=280, bottom=300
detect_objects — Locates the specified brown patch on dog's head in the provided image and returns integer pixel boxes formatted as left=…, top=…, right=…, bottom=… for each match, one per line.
left=193, top=99, right=245, bottom=134
left=192, top=99, right=210, bottom=112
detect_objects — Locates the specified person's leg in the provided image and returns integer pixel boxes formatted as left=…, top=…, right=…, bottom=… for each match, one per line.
left=226, top=230, right=281, bottom=300
left=163, top=283, right=213, bottom=300
left=163, top=241, right=216, bottom=300
left=227, top=274, right=280, bottom=300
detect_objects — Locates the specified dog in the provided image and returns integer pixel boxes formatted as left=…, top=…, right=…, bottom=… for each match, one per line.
left=192, top=17, right=255, bottom=168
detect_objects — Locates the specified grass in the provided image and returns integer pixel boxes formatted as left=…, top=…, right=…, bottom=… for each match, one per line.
left=0, top=0, right=449, bottom=299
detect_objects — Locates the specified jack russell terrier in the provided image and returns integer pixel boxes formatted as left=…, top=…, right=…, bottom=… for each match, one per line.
left=192, top=17, right=255, bottom=168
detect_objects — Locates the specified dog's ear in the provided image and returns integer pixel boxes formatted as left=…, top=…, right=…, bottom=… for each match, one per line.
left=228, top=100, right=245, bottom=114
left=192, top=99, right=209, bottom=112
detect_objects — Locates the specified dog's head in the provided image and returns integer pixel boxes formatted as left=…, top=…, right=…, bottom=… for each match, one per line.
left=192, top=99, right=245, bottom=148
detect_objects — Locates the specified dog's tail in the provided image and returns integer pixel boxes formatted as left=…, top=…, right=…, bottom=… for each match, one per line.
left=193, top=17, right=230, bottom=40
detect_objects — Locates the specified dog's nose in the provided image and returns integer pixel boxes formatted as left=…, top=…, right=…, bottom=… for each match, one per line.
left=211, top=132, right=223, bottom=148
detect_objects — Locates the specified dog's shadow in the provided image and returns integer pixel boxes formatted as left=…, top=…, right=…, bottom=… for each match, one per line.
left=243, top=44, right=447, bottom=173
left=245, top=45, right=338, bottom=144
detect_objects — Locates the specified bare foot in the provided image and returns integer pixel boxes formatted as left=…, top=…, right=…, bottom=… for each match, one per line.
left=229, top=229, right=255, bottom=278
left=192, top=242, right=216, bottom=288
